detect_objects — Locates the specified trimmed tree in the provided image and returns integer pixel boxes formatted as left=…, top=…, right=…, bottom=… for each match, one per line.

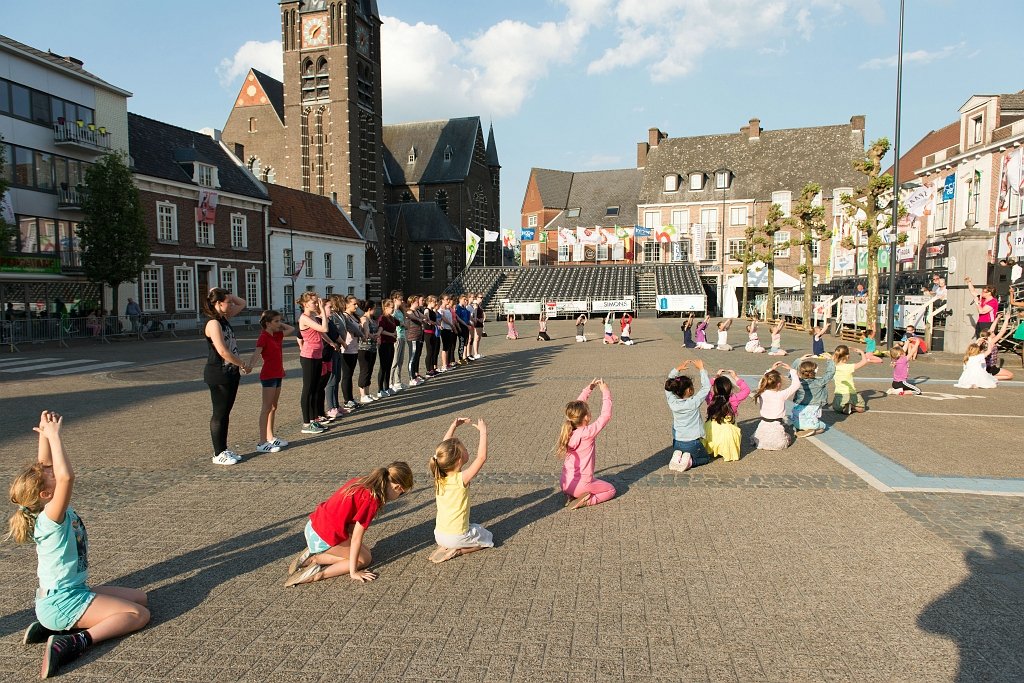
left=749, top=203, right=787, bottom=320
left=788, top=183, right=830, bottom=330
left=79, top=152, right=149, bottom=320
left=838, top=138, right=901, bottom=337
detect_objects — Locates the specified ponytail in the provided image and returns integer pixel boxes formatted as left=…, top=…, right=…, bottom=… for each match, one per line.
left=7, top=463, right=47, bottom=544
left=555, top=401, right=590, bottom=457
left=706, top=392, right=734, bottom=424
left=340, top=461, right=414, bottom=507
left=753, top=370, right=781, bottom=405
left=429, top=439, right=466, bottom=494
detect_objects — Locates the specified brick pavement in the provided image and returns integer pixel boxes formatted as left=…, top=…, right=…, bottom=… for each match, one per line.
left=0, top=318, right=1022, bottom=682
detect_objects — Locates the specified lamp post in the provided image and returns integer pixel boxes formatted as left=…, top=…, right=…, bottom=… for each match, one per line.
left=885, top=0, right=905, bottom=349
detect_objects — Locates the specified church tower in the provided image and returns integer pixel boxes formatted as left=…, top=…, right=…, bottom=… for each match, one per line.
left=278, top=0, right=388, bottom=295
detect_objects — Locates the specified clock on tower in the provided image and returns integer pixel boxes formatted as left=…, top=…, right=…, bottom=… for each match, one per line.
left=301, top=14, right=329, bottom=49
left=355, top=22, right=370, bottom=56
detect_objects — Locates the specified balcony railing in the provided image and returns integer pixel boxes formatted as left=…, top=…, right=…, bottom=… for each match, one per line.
left=53, top=121, right=112, bottom=153
left=57, top=184, right=84, bottom=210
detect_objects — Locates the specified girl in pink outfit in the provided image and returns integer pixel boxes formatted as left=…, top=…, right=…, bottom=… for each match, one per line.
left=704, top=369, right=751, bottom=415
left=557, top=379, right=615, bottom=510
left=750, top=362, right=800, bottom=450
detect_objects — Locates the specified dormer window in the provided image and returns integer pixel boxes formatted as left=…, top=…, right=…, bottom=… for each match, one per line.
left=443, top=145, right=453, bottom=162
left=606, top=206, right=619, bottom=217
left=567, top=207, right=581, bottom=218
left=196, top=163, right=216, bottom=188
left=971, top=115, right=983, bottom=145
left=714, top=170, right=731, bottom=190
left=407, top=147, right=417, bottom=164
left=663, top=174, right=679, bottom=192
left=689, top=173, right=705, bottom=191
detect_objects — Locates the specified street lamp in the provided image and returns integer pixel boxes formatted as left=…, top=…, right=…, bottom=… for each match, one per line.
left=885, top=0, right=905, bottom=349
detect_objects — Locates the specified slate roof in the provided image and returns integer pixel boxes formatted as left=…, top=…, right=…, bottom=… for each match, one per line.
left=382, top=117, right=490, bottom=185
left=267, top=184, right=362, bottom=241
left=999, top=91, right=1024, bottom=112
left=252, top=69, right=285, bottom=122
left=537, top=168, right=644, bottom=229
left=385, top=202, right=461, bottom=243
left=128, top=113, right=268, bottom=200
left=531, top=168, right=574, bottom=208
left=0, top=34, right=131, bottom=96
left=486, top=124, right=500, bottom=167
left=638, top=122, right=867, bottom=203
left=888, top=121, right=958, bottom=182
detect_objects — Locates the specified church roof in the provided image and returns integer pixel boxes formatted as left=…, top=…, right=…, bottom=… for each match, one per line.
left=382, top=117, right=490, bottom=185
left=638, top=122, right=866, bottom=203
left=128, top=113, right=268, bottom=199
left=253, top=69, right=285, bottom=122
left=486, top=124, right=500, bottom=167
left=385, top=202, right=462, bottom=243
left=532, top=168, right=643, bottom=228
left=267, top=184, right=362, bottom=241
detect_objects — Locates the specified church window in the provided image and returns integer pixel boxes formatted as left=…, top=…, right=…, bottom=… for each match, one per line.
left=315, top=57, right=329, bottom=100
left=443, top=146, right=453, bottom=162
left=435, top=189, right=449, bottom=215
left=248, top=117, right=257, bottom=133
left=420, top=246, right=434, bottom=279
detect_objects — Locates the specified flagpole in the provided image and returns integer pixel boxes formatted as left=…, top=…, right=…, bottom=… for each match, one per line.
left=885, top=0, right=905, bottom=349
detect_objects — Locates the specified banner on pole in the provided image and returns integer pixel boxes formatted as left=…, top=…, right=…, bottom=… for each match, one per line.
left=484, top=229, right=499, bottom=242
left=465, top=229, right=481, bottom=265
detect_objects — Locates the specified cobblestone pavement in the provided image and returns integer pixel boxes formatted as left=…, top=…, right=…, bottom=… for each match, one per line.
left=0, top=318, right=1021, bottom=682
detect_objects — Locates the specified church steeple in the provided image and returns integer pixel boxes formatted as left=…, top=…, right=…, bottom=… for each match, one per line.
left=485, top=123, right=500, bottom=168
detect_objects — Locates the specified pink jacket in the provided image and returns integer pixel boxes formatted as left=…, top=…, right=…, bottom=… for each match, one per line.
left=561, top=385, right=612, bottom=493
left=705, top=377, right=750, bottom=415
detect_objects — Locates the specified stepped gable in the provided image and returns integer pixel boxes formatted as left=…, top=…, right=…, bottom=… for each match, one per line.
left=128, top=112, right=267, bottom=199
left=385, top=202, right=461, bottom=243
left=382, top=116, right=486, bottom=185
left=638, top=123, right=866, bottom=203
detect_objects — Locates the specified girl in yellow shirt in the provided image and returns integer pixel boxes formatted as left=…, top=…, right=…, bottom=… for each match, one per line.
left=429, top=417, right=492, bottom=564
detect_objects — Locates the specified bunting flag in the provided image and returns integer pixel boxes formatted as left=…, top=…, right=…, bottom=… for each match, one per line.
left=634, top=225, right=652, bottom=238
left=290, top=260, right=306, bottom=280
left=501, top=228, right=516, bottom=248
left=466, top=229, right=481, bottom=265
left=615, top=225, right=632, bottom=240
left=484, top=229, right=499, bottom=242
left=197, top=189, right=218, bottom=223
left=558, top=227, right=577, bottom=245
left=539, top=230, right=548, bottom=243
left=601, top=228, right=621, bottom=245
left=576, top=226, right=601, bottom=245
left=904, top=183, right=936, bottom=218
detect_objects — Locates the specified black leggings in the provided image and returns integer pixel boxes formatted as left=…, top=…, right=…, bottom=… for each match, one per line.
left=377, top=343, right=394, bottom=393
left=299, top=356, right=322, bottom=423
left=340, top=353, right=358, bottom=403
left=457, top=330, right=469, bottom=358
left=440, top=329, right=456, bottom=361
left=409, top=340, right=423, bottom=378
left=357, top=349, right=377, bottom=389
left=208, top=375, right=240, bottom=455
left=315, top=362, right=330, bottom=417
left=425, top=333, right=440, bottom=372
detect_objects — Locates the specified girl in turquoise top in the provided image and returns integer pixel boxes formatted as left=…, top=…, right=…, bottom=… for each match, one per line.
left=862, top=328, right=883, bottom=364
left=8, top=411, right=149, bottom=678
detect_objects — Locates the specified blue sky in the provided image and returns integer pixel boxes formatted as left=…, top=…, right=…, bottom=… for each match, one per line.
left=5, top=1, right=1023, bottom=234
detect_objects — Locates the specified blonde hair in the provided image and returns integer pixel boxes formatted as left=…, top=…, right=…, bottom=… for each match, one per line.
left=963, top=343, right=983, bottom=364
left=889, top=347, right=905, bottom=360
left=296, top=291, right=319, bottom=309
left=7, top=464, right=47, bottom=544
left=338, top=462, right=413, bottom=507
left=555, top=401, right=590, bottom=457
left=753, top=370, right=782, bottom=404
left=833, top=344, right=850, bottom=363
left=429, top=438, right=467, bottom=494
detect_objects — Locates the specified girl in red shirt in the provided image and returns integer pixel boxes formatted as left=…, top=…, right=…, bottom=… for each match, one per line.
left=246, top=310, right=294, bottom=454
left=285, top=462, right=414, bottom=586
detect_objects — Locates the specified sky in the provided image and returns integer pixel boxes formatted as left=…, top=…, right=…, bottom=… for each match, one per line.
left=4, top=0, right=1024, bottom=234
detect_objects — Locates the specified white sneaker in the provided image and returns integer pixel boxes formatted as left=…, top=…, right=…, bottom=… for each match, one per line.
left=885, top=388, right=900, bottom=395
left=256, top=441, right=281, bottom=453
left=438, top=366, right=447, bottom=373
left=212, top=451, right=239, bottom=465
left=376, top=391, right=386, bottom=399
left=271, top=438, right=289, bottom=448
left=473, top=354, right=482, bottom=360
left=393, top=384, right=405, bottom=392
left=668, top=450, right=692, bottom=472
left=360, top=396, right=373, bottom=404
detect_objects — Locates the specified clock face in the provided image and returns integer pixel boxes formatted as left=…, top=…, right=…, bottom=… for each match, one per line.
left=301, top=14, right=329, bottom=48
left=355, top=23, right=370, bottom=56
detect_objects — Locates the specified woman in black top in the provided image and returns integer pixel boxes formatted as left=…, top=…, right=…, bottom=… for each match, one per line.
left=404, top=295, right=426, bottom=385
left=203, top=288, right=249, bottom=465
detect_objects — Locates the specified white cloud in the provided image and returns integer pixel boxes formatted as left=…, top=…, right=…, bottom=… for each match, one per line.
left=859, top=42, right=966, bottom=70
left=216, top=40, right=282, bottom=88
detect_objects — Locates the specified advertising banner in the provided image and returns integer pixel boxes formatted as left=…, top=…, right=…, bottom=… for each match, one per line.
left=503, top=301, right=541, bottom=315
left=591, top=298, right=633, bottom=312
left=656, top=294, right=705, bottom=312
left=520, top=228, right=536, bottom=241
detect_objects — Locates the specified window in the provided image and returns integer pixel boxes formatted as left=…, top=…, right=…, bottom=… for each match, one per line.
left=705, top=240, right=718, bottom=262
left=220, top=268, right=237, bottom=294
left=284, top=284, right=294, bottom=309
left=811, top=191, right=823, bottom=208
left=833, top=188, right=853, bottom=216
left=597, top=243, right=609, bottom=261
left=283, top=248, right=294, bottom=274
left=247, top=156, right=261, bottom=177
left=34, top=152, right=53, bottom=190
left=196, top=164, right=215, bottom=187
left=407, top=146, right=416, bottom=163
left=324, top=253, right=333, bottom=278
left=435, top=189, right=449, bottom=215
left=30, top=90, right=50, bottom=125
left=443, top=145, right=453, bottom=162
left=664, top=174, right=679, bottom=192
left=248, top=117, right=257, bottom=133
left=644, top=211, right=662, bottom=230
left=932, top=200, right=952, bottom=233
left=142, top=266, right=163, bottom=311
left=730, top=206, right=748, bottom=226
left=643, top=240, right=661, bottom=262
left=420, top=247, right=434, bottom=279
left=10, top=83, right=30, bottom=119
left=689, top=173, right=704, bottom=191
left=347, top=254, right=355, bottom=278
left=773, top=231, right=790, bottom=258
left=230, top=214, right=247, bottom=249
left=304, top=250, right=314, bottom=277
left=557, top=243, right=570, bottom=262
left=157, top=202, right=178, bottom=242
left=15, top=146, right=33, bottom=186
left=671, top=209, right=689, bottom=229
left=700, top=208, right=718, bottom=232
left=527, top=214, right=538, bottom=227
left=810, top=239, right=820, bottom=264
left=246, top=270, right=261, bottom=309
left=174, top=267, right=194, bottom=311
left=771, top=191, right=792, bottom=217
left=606, top=206, right=619, bottom=217
left=972, top=115, right=983, bottom=145
left=325, top=286, right=334, bottom=296
left=196, top=221, right=214, bottom=246
left=715, top=171, right=730, bottom=190
left=567, top=208, right=581, bottom=218
left=347, top=287, right=355, bottom=296
left=728, top=239, right=746, bottom=261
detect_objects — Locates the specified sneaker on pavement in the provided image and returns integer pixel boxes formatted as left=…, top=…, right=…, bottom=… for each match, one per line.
left=360, top=396, right=373, bottom=404
left=212, top=451, right=239, bottom=465
left=345, top=400, right=358, bottom=409
left=301, top=424, right=324, bottom=434
left=41, top=634, right=86, bottom=679
left=326, top=408, right=341, bottom=419
left=284, top=561, right=325, bottom=587
left=256, top=441, right=281, bottom=453
left=22, top=621, right=58, bottom=645
left=271, top=438, right=289, bottom=448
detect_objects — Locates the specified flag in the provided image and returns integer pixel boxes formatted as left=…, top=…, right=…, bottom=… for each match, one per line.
left=501, top=228, right=515, bottom=248
left=197, top=189, right=218, bottom=222
left=576, top=226, right=601, bottom=245
left=904, top=183, right=936, bottom=218
left=942, top=173, right=956, bottom=201
left=999, top=151, right=1011, bottom=212
left=484, top=229, right=499, bottom=242
left=1008, top=147, right=1024, bottom=193
left=558, top=227, right=577, bottom=245
left=466, top=229, right=481, bottom=265
left=634, top=225, right=652, bottom=238
left=655, top=224, right=677, bottom=243
left=539, top=230, right=547, bottom=243
left=290, top=260, right=305, bottom=280
left=520, top=227, right=536, bottom=241
left=615, top=225, right=632, bottom=240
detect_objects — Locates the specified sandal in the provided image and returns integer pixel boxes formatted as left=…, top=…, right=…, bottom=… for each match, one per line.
left=568, top=492, right=592, bottom=510
left=429, top=546, right=462, bottom=564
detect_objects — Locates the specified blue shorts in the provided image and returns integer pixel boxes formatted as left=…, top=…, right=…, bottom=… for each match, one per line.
left=260, top=378, right=282, bottom=388
left=304, top=520, right=331, bottom=554
left=36, top=586, right=96, bottom=631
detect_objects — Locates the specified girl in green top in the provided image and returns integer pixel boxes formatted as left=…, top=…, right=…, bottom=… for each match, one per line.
left=8, top=411, right=149, bottom=679
left=831, top=345, right=871, bottom=414
left=428, top=417, right=492, bottom=564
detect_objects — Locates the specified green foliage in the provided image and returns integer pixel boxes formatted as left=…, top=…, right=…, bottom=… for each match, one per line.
left=79, top=152, right=149, bottom=314
left=788, top=183, right=830, bottom=329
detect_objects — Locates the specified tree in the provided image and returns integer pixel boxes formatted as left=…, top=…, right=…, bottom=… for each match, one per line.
left=79, top=152, right=149, bottom=319
left=749, top=203, right=787, bottom=320
left=739, top=222, right=759, bottom=316
left=838, top=138, right=902, bottom=337
left=788, top=183, right=830, bottom=330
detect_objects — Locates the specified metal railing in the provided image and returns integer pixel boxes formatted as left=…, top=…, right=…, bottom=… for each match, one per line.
left=52, top=121, right=112, bottom=152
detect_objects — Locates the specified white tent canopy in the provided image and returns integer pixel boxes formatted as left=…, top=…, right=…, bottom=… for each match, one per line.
left=723, top=264, right=800, bottom=318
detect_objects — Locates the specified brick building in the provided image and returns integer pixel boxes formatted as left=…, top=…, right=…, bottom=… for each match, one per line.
left=127, top=113, right=270, bottom=316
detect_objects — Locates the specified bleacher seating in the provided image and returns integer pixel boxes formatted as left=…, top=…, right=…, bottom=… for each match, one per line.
left=505, top=266, right=639, bottom=301
left=444, top=268, right=508, bottom=300
left=651, top=265, right=703, bottom=296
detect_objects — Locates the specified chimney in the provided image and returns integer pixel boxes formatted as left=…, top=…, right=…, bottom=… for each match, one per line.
left=747, top=118, right=761, bottom=140
left=637, top=142, right=649, bottom=168
left=233, top=143, right=245, bottom=160
left=850, top=115, right=865, bottom=132
left=648, top=127, right=663, bottom=148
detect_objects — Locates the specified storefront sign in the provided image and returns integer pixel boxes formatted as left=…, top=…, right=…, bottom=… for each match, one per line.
left=925, top=242, right=947, bottom=258
left=591, top=299, right=633, bottom=312
left=0, top=254, right=61, bottom=274
left=555, top=300, right=589, bottom=315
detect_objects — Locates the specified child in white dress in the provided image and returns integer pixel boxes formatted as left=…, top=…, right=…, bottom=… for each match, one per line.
left=954, top=343, right=998, bottom=389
